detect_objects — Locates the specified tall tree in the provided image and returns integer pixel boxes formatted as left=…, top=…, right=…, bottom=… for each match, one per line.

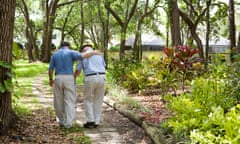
left=178, top=0, right=213, bottom=60
left=237, top=32, right=240, bottom=53
left=97, top=0, right=110, bottom=67
left=168, top=0, right=181, bottom=48
left=105, top=0, right=139, bottom=60
left=0, top=0, right=17, bottom=135
left=228, top=0, right=236, bottom=61
left=80, top=0, right=85, bottom=47
left=40, top=0, right=59, bottom=62
left=41, top=0, right=80, bottom=62
left=133, top=0, right=160, bottom=63
left=54, top=2, right=82, bottom=48
left=205, top=0, right=211, bottom=70
left=19, top=0, right=39, bottom=62
left=59, top=5, right=74, bottom=44
left=178, top=0, right=228, bottom=62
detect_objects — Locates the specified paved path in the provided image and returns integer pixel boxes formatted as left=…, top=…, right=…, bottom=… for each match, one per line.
left=32, top=73, right=153, bottom=144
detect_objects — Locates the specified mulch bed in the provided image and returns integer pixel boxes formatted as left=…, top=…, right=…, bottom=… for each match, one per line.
left=0, top=108, right=82, bottom=144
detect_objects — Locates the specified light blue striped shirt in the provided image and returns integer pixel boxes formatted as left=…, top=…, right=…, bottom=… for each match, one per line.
left=76, top=54, right=106, bottom=75
left=49, top=47, right=83, bottom=75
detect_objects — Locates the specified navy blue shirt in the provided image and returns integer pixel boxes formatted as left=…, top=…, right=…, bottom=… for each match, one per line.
left=49, top=47, right=83, bottom=75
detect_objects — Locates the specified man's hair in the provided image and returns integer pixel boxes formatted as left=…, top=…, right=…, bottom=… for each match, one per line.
left=60, top=41, right=70, bottom=47
left=80, top=44, right=93, bottom=52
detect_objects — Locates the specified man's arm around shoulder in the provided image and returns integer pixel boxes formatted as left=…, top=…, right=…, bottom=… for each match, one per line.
left=82, top=50, right=102, bottom=59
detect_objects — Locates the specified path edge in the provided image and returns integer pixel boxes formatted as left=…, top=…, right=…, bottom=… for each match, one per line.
left=104, top=96, right=168, bottom=144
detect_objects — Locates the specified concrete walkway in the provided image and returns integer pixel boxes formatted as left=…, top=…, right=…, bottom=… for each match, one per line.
left=75, top=102, right=127, bottom=144
left=32, top=73, right=153, bottom=144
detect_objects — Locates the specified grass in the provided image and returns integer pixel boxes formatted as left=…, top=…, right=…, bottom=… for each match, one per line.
left=12, top=60, right=49, bottom=116
left=14, top=60, right=49, bottom=77
left=63, top=123, right=91, bottom=144
left=108, top=84, right=151, bottom=113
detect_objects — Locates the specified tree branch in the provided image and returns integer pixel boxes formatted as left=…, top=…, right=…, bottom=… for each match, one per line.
left=104, top=1, right=123, bottom=26
left=57, top=0, right=80, bottom=8
left=126, top=0, right=139, bottom=24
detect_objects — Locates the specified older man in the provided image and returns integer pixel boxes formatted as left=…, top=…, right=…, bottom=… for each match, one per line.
left=74, top=44, right=106, bottom=128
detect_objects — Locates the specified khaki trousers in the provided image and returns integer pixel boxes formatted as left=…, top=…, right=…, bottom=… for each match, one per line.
left=53, top=75, right=76, bottom=127
left=83, top=74, right=106, bottom=124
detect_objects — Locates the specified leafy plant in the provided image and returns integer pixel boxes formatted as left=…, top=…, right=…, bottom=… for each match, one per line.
left=163, top=45, right=202, bottom=92
left=13, top=42, right=24, bottom=60
left=223, top=61, right=240, bottom=103
left=164, top=75, right=238, bottom=140
left=190, top=105, right=240, bottom=144
left=108, top=54, right=133, bottom=84
left=191, top=78, right=235, bottom=110
left=164, top=93, right=207, bottom=136
left=123, top=65, right=149, bottom=93
left=152, top=68, right=179, bottom=96
left=0, top=61, right=15, bottom=93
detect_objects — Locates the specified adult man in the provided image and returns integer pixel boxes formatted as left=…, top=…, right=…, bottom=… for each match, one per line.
left=48, top=41, right=101, bottom=129
left=74, top=44, right=106, bottom=128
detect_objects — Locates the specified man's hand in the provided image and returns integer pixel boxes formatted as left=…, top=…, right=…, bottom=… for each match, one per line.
left=48, top=70, right=54, bottom=87
left=49, top=80, right=54, bottom=87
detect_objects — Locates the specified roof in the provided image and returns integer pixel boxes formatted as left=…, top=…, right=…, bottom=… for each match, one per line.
left=125, top=34, right=166, bottom=46
left=201, top=37, right=230, bottom=46
left=125, top=35, right=230, bottom=47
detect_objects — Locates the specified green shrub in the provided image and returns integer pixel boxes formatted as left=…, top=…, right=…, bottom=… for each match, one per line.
left=164, top=76, right=238, bottom=139
left=123, top=65, right=149, bottom=92
left=108, top=54, right=136, bottom=84
left=109, top=45, right=120, bottom=51
left=191, top=78, right=236, bottom=110
left=164, top=93, right=207, bottom=136
left=190, top=105, right=240, bottom=144
left=163, top=60, right=240, bottom=142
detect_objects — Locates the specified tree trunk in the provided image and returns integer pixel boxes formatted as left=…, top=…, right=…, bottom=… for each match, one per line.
left=237, top=32, right=240, bottom=53
left=190, top=27, right=204, bottom=59
left=133, top=20, right=142, bottom=63
left=59, top=5, right=74, bottom=45
left=0, top=0, right=18, bottom=135
left=97, top=0, right=109, bottom=68
left=40, top=0, right=49, bottom=61
left=205, top=0, right=211, bottom=70
left=120, top=27, right=127, bottom=59
left=41, top=0, right=59, bottom=63
left=104, top=0, right=138, bottom=60
left=166, top=12, right=170, bottom=48
left=132, top=0, right=159, bottom=63
left=80, top=1, right=85, bottom=47
left=21, top=0, right=37, bottom=62
left=168, top=0, right=181, bottom=48
left=33, top=32, right=40, bottom=60
left=179, top=10, right=205, bottom=59
left=229, top=0, right=236, bottom=61
left=103, top=10, right=109, bottom=68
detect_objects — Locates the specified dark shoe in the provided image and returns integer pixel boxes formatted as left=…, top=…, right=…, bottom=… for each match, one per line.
left=93, top=124, right=99, bottom=128
left=83, top=122, right=95, bottom=128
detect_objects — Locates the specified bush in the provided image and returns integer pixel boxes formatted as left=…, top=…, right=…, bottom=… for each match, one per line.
left=109, top=45, right=120, bottom=52
left=163, top=62, right=240, bottom=143
left=190, top=105, right=240, bottom=144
